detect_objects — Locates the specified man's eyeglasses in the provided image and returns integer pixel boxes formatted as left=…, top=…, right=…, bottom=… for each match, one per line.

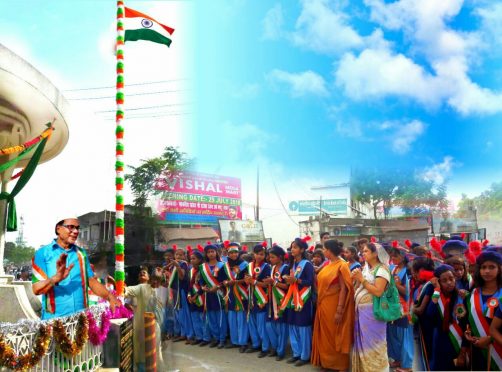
left=62, top=224, right=80, bottom=231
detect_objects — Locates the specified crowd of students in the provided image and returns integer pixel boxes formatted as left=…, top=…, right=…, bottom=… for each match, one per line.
left=142, top=233, right=502, bottom=372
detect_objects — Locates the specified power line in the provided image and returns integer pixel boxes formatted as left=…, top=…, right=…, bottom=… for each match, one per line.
left=103, top=112, right=191, bottom=120
left=268, top=168, right=299, bottom=227
left=94, top=102, right=191, bottom=113
left=102, top=110, right=191, bottom=118
left=67, top=89, right=189, bottom=100
left=63, top=78, right=189, bottom=92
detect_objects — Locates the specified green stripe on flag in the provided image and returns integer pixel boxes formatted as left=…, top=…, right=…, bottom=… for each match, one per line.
left=125, top=29, right=172, bottom=47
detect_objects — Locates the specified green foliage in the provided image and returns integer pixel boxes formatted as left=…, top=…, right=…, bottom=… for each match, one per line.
left=4, top=242, right=35, bottom=265
left=125, top=146, right=193, bottom=209
left=456, top=182, right=502, bottom=219
left=351, top=167, right=449, bottom=219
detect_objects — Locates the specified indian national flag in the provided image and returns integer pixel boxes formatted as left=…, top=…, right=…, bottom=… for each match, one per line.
left=124, top=7, right=174, bottom=47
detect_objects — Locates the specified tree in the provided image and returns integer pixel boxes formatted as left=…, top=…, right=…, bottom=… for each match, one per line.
left=4, top=242, right=35, bottom=265
left=455, top=182, right=502, bottom=219
left=351, top=167, right=400, bottom=219
left=351, top=167, right=449, bottom=219
left=125, top=146, right=193, bottom=210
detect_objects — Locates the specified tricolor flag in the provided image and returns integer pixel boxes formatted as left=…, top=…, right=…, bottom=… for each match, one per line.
left=124, top=7, right=174, bottom=47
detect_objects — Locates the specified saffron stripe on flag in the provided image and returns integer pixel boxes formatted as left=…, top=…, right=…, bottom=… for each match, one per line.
left=124, top=7, right=174, bottom=34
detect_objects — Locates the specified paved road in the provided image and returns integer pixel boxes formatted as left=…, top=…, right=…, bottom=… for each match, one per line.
left=161, top=341, right=318, bottom=372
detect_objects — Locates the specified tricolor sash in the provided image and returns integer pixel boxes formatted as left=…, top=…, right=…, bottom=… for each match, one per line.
left=200, top=262, right=222, bottom=288
left=168, top=266, right=179, bottom=306
left=468, top=288, right=502, bottom=370
left=189, top=267, right=204, bottom=307
left=436, top=292, right=464, bottom=353
left=270, top=264, right=287, bottom=320
left=248, top=262, right=269, bottom=308
left=468, top=273, right=474, bottom=291
left=223, top=261, right=248, bottom=311
left=32, top=257, right=56, bottom=314
left=76, top=248, right=90, bottom=309
left=278, top=259, right=311, bottom=314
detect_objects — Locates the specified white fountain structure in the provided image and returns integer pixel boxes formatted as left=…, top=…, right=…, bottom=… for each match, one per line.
left=0, top=43, right=69, bottom=321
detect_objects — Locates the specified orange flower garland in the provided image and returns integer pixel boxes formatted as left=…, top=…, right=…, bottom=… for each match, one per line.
left=53, top=313, right=89, bottom=357
left=0, top=324, right=51, bottom=371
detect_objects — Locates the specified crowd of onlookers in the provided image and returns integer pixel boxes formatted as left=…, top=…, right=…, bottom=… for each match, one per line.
left=5, top=264, right=31, bottom=281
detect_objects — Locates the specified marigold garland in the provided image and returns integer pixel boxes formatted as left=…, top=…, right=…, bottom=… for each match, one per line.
left=87, top=308, right=111, bottom=345
left=53, top=313, right=88, bottom=357
left=0, top=324, right=51, bottom=371
left=0, top=125, right=54, bottom=155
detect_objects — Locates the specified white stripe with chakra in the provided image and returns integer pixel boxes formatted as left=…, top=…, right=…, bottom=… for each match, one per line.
left=123, top=17, right=171, bottom=39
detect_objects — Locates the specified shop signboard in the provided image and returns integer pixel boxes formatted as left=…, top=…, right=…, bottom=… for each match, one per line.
left=154, top=172, right=242, bottom=225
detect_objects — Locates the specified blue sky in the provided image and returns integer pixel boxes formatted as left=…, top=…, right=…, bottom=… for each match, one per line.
left=2, top=0, right=502, bottom=246
left=192, top=0, right=502, bottom=199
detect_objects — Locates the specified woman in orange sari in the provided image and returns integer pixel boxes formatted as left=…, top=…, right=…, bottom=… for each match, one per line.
left=311, top=239, right=355, bottom=371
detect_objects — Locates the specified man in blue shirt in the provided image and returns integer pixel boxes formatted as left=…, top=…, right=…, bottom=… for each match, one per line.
left=32, top=217, right=120, bottom=319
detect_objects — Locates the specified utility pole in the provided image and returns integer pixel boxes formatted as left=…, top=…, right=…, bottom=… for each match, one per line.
left=256, top=165, right=260, bottom=221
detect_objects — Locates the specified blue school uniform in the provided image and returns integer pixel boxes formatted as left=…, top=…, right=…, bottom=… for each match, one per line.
left=199, top=261, right=228, bottom=343
left=414, top=281, right=435, bottom=370
left=426, top=290, right=464, bottom=371
left=285, top=259, right=314, bottom=362
left=266, top=263, right=289, bottom=357
left=187, top=265, right=205, bottom=341
left=247, top=262, right=271, bottom=351
left=174, top=261, right=193, bottom=339
left=387, top=266, right=414, bottom=369
left=224, top=260, right=250, bottom=347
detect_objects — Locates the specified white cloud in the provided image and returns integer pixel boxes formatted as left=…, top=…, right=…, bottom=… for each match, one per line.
left=268, top=69, right=329, bottom=97
left=340, top=0, right=502, bottom=115
left=290, top=0, right=364, bottom=54
left=219, top=122, right=276, bottom=161
left=263, top=3, right=284, bottom=40
left=420, top=156, right=458, bottom=185
left=477, top=3, right=502, bottom=47
left=335, top=47, right=444, bottom=107
left=388, top=120, right=426, bottom=154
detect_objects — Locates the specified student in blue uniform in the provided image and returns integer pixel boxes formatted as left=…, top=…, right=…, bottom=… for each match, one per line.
left=411, top=257, right=435, bottom=371
left=426, top=264, right=466, bottom=370
left=462, top=251, right=502, bottom=370
left=445, top=256, right=472, bottom=296
left=186, top=246, right=205, bottom=345
left=245, top=242, right=272, bottom=357
left=264, top=245, right=289, bottom=361
left=199, top=244, right=228, bottom=348
left=282, top=237, right=314, bottom=367
left=170, top=247, right=192, bottom=342
left=222, top=242, right=250, bottom=352
left=343, top=245, right=361, bottom=272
